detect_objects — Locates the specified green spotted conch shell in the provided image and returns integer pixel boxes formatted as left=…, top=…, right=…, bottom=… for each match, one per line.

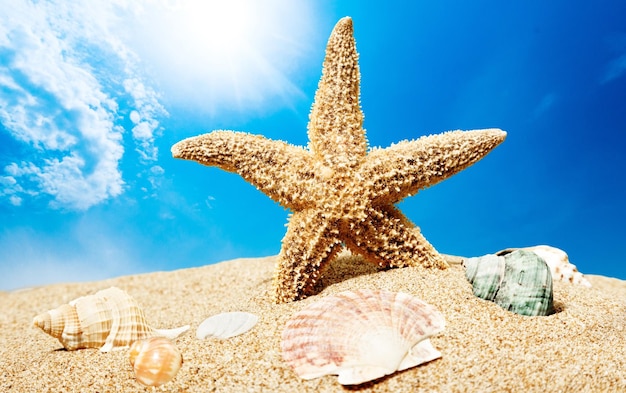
left=463, top=249, right=554, bottom=316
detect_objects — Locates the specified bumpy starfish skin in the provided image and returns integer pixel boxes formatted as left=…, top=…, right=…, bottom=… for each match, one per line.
left=172, top=17, right=506, bottom=303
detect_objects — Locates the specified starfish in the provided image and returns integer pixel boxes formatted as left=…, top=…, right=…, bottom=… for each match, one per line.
left=171, top=17, right=506, bottom=303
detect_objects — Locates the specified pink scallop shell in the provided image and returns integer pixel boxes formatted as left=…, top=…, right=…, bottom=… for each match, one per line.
left=281, top=289, right=445, bottom=385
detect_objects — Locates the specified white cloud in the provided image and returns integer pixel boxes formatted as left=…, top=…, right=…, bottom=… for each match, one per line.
left=0, top=174, right=27, bottom=202
left=0, top=175, right=16, bottom=187
left=0, top=0, right=164, bottom=210
left=8, top=195, right=22, bottom=206
left=123, top=77, right=166, bottom=162
left=0, top=176, right=24, bottom=205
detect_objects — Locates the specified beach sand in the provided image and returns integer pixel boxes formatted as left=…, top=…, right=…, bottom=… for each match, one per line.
left=1, top=252, right=625, bottom=392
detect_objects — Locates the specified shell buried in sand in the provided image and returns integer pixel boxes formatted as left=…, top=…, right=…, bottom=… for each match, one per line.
left=464, top=250, right=554, bottom=316
left=32, top=287, right=190, bottom=351
left=281, top=289, right=445, bottom=385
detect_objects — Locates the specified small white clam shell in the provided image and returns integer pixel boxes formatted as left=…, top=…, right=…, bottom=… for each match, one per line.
left=281, top=289, right=445, bottom=385
left=196, top=312, right=259, bottom=339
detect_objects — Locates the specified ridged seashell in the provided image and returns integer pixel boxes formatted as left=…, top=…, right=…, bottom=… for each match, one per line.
left=196, top=311, right=258, bottom=339
left=464, top=250, right=554, bottom=316
left=32, top=287, right=190, bottom=351
left=281, top=289, right=445, bottom=385
left=496, top=245, right=591, bottom=287
left=129, top=336, right=183, bottom=387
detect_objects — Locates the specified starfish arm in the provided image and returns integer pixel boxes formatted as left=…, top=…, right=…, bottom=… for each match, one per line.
left=342, top=205, right=448, bottom=269
left=273, top=209, right=343, bottom=303
left=171, top=131, right=315, bottom=209
left=308, top=17, right=367, bottom=169
left=360, top=128, right=506, bottom=204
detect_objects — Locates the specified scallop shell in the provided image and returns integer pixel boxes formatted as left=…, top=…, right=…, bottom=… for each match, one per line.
left=196, top=311, right=258, bottom=339
left=496, top=245, right=591, bottom=287
left=129, top=336, right=183, bottom=387
left=464, top=249, right=554, bottom=316
left=281, top=289, right=445, bottom=385
left=32, top=287, right=190, bottom=351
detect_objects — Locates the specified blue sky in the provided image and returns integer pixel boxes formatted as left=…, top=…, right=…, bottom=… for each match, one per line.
left=1, top=1, right=625, bottom=290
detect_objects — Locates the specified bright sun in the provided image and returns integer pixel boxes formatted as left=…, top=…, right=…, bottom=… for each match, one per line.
left=183, top=2, right=250, bottom=54
left=130, top=0, right=317, bottom=115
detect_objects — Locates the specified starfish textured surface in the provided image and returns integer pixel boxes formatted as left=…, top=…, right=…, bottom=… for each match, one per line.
left=172, top=17, right=507, bottom=303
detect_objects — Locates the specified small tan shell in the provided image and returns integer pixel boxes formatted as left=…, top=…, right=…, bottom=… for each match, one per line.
left=497, top=245, right=591, bottom=287
left=281, top=289, right=445, bottom=385
left=129, top=336, right=183, bottom=387
left=196, top=312, right=258, bottom=339
left=32, top=287, right=190, bottom=351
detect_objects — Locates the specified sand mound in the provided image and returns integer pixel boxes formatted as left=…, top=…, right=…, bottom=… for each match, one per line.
left=1, top=253, right=625, bottom=392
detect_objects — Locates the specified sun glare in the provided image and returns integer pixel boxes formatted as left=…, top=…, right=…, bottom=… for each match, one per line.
left=129, top=0, right=317, bottom=115
left=183, top=2, right=250, bottom=53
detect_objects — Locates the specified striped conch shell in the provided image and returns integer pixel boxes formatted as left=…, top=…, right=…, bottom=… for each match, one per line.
left=496, top=245, right=591, bottom=287
left=32, top=287, right=190, bottom=352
